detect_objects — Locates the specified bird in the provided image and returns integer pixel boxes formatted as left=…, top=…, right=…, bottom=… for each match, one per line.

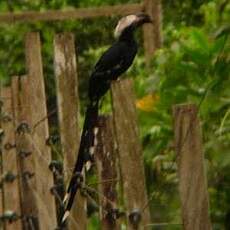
left=62, top=12, right=152, bottom=223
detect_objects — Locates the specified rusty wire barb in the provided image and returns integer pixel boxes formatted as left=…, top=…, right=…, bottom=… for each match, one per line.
left=49, top=160, right=63, bottom=174
left=129, top=209, right=142, bottom=228
left=0, top=170, right=34, bottom=189
left=18, top=150, right=32, bottom=158
left=0, top=211, right=20, bottom=223
left=4, top=142, right=16, bottom=150
left=16, top=122, right=30, bottom=134
left=22, top=171, right=35, bottom=181
left=0, top=171, right=17, bottom=186
left=106, top=208, right=125, bottom=222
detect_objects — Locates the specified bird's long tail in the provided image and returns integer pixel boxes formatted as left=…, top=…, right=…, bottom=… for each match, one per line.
left=62, top=101, right=99, bottom=223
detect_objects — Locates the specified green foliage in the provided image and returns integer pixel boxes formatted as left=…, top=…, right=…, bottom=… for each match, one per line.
left=134, top=1, right=230, bottom=226
left=0, top=0, right=229, bottom=228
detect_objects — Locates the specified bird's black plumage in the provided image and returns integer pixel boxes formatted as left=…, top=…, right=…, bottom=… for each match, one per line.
left=62, top=13, right=152, bottom=223
left=89, top=39, right=137, bottom=101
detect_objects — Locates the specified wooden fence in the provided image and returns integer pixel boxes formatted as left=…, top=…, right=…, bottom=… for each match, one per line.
left=0, top=31, right=151, bottom=230
left=0, top=1, right=212, bottom=229
left=0, top=0, right=162, bottom=64
left=0, top=31, right=212, bottom=230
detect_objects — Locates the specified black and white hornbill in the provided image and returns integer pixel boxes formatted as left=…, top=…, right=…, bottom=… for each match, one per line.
left=62, top=12, right=152, bottom=222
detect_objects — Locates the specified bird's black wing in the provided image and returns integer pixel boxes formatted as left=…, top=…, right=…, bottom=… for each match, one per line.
left=89, top=41, right=137, bottom=101
left=94, top=41, right=128, bottom=72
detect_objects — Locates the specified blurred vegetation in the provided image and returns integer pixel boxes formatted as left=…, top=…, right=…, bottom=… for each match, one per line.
left=0, top=0, right=229, bottom=229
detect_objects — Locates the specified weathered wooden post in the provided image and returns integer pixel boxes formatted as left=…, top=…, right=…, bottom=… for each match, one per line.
left=54, top=33, right=87, bottom=229
left=0, top=86, right=22, bottom=230
left=12, top=76, right=41, bottom=229
left=111, top=79, right=151, bottom=229
left=25, top=32, right=57, bottom=229
left=0, top=82, right=3, bottom=228
left=143, top=0, right=162, bottom=63
left=95, top=116, right=120, bottom=230
left=173, top=104, right=212, bottom=230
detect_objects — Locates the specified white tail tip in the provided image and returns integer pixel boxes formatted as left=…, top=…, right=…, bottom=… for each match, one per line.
left=89, top=146, right=95, bottom=155
left=94, top=127, right=99, bottom=135
left=85, top=161, right=92, bottom=171
left=63, top=193, right=69, bottom=204
left=62, top=210, right=70, bottom=223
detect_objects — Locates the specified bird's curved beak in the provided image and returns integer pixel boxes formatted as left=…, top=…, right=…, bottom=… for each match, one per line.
left=142, top=15, right=153, bottom=24
left=136, top=13, right=152, bottom=24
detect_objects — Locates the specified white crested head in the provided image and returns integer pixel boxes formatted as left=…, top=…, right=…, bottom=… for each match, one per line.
left=114, top=13, right=152, bottom=39
left=114, top=14, right=138, bottom=39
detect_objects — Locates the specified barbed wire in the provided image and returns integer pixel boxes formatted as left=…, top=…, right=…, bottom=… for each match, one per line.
left=1, top=45, right=229, bottom=227
left=0, top=98, right=226, bottom=212
left=25, top=131, right=125, bottom=227
left=26, top=133, right=84, bottom=229
left=0, top=112, right=82, bottom=229
left=23, top=132, right=124, bottom=226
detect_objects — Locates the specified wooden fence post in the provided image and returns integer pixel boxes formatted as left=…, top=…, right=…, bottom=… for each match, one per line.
left=111, top=79, right=151, bottom=229
left=54, top=33, right=87, bottom=229
left=143, top=0, right=162, bottom=63
left=173, top=104, right=212, bottom=230
left=25, top=32, right=57, bottom=230
left=0, top=83, right=3, bottom=228
left=0, top=87, right=22, bottom=230
left=11, top=76, right=40, bottom=229
left=0, top=3, right=143, bottom=24
left=95, top=116, right=120, bottom=230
